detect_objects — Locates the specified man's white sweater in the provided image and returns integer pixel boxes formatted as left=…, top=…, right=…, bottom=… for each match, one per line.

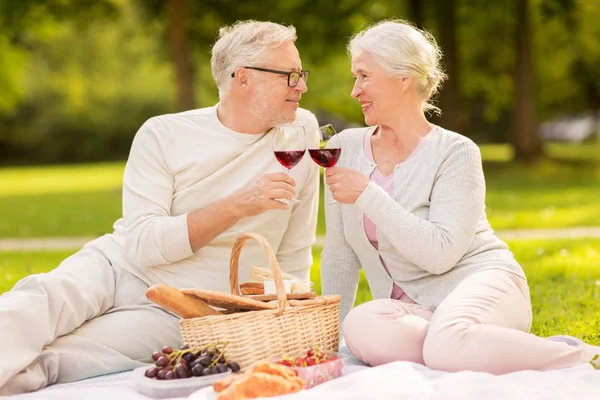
left=88, top=105, right=320, bottom=292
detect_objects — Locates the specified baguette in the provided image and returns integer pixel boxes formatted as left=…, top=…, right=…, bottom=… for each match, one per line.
left=145, top=284, right=221, bottom=318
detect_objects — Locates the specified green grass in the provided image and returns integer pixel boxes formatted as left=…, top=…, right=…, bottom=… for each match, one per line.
left=478, top=142, right=600, bottom=163
left=505, top=238, right=600, bottom=344
left=484, top=159, right=600, bottom=230
left=0, top=162, right=124, bottom=238
left=1, top=143, right=599, bottom=238
left=0, top=162, right=124, bottom=196
left=0, top=191, right=122, bottom=237
left=2, top=238, right=599, bottom=344
left=0, top=249, right=76, bottom=293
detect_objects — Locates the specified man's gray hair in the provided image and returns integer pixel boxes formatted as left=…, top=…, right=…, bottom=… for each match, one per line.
left=349, top=19, right=447, bottom=115
left=211, top=20, right=297, bottom=99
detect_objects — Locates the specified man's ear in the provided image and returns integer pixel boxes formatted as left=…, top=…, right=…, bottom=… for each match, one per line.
left=232, top=67, right=249, bottom=88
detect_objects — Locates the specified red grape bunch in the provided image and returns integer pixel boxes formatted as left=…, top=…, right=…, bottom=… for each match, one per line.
left=144, top=342, right=240, bottom=380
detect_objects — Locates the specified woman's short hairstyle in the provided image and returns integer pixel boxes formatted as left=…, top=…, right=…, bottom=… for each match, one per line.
left=349, top=19, right=447, bottom=114
left=211, top=20, right=297, bottom=98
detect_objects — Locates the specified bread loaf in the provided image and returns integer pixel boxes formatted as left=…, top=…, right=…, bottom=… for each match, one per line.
left=145, top=284, right=221, bottom=318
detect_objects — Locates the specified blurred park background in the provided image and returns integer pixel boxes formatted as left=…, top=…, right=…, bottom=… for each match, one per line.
left=0, top=0, right=599, bottom=342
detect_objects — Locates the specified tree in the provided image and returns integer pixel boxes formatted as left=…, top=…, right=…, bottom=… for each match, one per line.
left=512, top=0, right=542, bottom=161
left=166, top=0, right=194, bottom=111
left=408, top=0, right=425, bottom=30
left=435, top=0, right=463, bottom=133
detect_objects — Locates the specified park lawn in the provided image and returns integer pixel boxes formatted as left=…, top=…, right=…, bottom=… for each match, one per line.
left=478, top=142, right=600, bottom=163
left=2, top=238, right=599, bottom=344
left=0, top=162, right=124, bottom=237
left=1, top=144, right=599, bottom=238
left=483, top=159, right=600, bottom=230
left=0, top=249, right=75, bottom=293
left=0, top=191, right=122, bottom=237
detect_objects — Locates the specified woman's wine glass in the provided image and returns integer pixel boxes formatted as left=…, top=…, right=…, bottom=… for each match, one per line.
left=272, top=125, right=306, bottom=203
left=307, top=124, right=340, bottom=204
left=307, top=124, right=340, bottom=168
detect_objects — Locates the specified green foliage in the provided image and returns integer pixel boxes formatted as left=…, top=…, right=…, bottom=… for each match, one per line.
left=458, top=0, right=515, bottom=130
left=1, top=0, right=600, bottom=163
left=0, top=0, right=174, bottom=163
left=0, top=0, right=117, bottom=37
left=135, top=0, right=374, bottom=68
left=0, top=36, right=28, bottom=114
left=303, top=53, right=362, bottom=124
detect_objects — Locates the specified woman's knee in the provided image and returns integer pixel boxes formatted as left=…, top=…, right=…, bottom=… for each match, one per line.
left=422, top=321, right=471, bottom=372
left=342, top=299, right=391, bottom=339
left=342, top=300, right=429, bottom=366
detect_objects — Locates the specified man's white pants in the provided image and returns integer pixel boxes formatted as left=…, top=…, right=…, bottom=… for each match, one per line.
left=0, top=246, right=181, bottom=395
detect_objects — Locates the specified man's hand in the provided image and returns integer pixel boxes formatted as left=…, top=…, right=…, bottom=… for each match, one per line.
left=235, top=173, right=297, bottom=217
left=187, top=173, right=296, bottom=253
left=324, top=167, right=369, bottom=204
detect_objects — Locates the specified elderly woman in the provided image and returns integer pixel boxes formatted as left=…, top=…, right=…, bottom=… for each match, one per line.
left=321, top=20, right=599, bottom=373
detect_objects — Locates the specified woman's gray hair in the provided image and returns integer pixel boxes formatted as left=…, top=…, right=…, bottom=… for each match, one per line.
left=349, top=19, right=447, bottom=115
left=211, top=20, right=297, bottom=99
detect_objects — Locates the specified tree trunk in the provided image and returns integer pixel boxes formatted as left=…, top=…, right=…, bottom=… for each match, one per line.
left=166, top=0, right=195, bottom=111
left=437, top=0, right=463, bottom=133
left=408, top=0, right=425, bottom=30
left=512, top=0, right=542, bottom=161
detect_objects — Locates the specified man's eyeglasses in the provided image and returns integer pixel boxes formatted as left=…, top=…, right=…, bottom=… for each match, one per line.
left=231, top=66, right=309, bottom=87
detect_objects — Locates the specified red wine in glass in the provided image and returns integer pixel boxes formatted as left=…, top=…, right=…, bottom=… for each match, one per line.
left=272, top=125, right=307, bottom=204
left=307, top=124, right=340, bottom=204
left=308, top=148, right=341, bottom=168
left=307, top=124, right=339, bottom=168
left=275, top=150, right=306, bottom=169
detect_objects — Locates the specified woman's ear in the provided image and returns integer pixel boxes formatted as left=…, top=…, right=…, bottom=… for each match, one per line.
left=400, top=76, right=412, bottom=93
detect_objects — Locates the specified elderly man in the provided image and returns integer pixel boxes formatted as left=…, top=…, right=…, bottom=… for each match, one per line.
left=0, top=20, right=319, bottom=394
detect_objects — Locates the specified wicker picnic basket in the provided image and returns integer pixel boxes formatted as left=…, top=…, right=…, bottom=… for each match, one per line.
left=179, top=232, right=341, bottom=368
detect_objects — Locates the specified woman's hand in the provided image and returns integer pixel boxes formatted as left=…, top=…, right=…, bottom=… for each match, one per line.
left=324, top=167, right=369, bottom=204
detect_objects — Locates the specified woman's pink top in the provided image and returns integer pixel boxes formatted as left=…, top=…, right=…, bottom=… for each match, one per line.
left=362, top=132, right=410, bottom=301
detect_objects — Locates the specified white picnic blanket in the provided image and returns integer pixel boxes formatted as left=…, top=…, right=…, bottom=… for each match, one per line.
left=6, top=350, right=600, bottom=400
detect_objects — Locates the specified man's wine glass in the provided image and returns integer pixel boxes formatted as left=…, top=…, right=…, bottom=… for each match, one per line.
left=272, top=125, right=306, bottom=203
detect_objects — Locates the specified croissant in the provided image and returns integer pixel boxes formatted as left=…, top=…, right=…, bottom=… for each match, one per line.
left=249, top=361, right=298, bottom=380
left=217, top=372, right=304, bottom=400
left=212, top=373, right=246, bottom=392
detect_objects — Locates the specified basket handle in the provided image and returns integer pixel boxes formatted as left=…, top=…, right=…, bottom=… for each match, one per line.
left=229, top=232, right=288, bottom=313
